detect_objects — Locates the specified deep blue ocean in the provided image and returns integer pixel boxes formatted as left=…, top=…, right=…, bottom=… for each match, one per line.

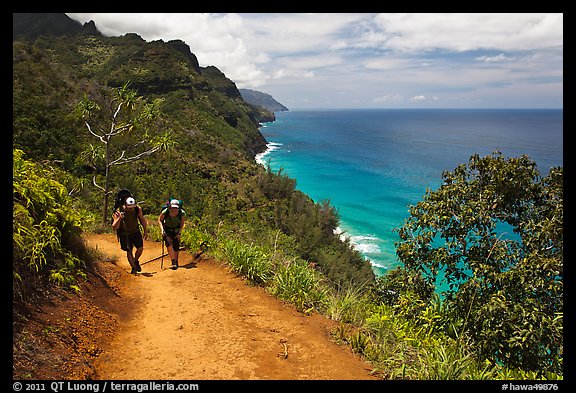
left=256, top=109, right=563, bottom=276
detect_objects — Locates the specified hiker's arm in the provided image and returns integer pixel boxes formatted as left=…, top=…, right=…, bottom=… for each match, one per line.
left=111, top=211, right=122, bottom=231
left=176, top=215, right=185, bottom=239
left=158, top=214, right=165, bottom=235
left=138, top=207, right=148, bottom=240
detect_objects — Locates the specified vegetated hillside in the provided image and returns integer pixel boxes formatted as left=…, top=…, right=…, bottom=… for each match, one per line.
left=12, top=14, right=376, bottom=293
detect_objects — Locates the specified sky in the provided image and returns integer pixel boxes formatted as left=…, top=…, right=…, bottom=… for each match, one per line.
left=67, top=13, right=563, bottom=110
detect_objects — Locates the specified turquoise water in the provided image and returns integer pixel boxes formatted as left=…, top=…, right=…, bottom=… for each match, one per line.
left=256, top=109, right=563, bottom=276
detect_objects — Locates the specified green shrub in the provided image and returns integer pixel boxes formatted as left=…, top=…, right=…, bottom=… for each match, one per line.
left=13, top=149, right=89, bottom=297
left=179, top=224, right=213, bottom=253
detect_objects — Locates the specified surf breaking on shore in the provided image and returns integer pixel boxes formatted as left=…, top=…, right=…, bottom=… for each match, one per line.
left=255, top=141, right=283, bottom=166
left=256, top=140, right=395, bottom=276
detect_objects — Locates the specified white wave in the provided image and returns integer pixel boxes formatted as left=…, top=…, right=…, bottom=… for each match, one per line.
left=333, top=226, right=344, bottom=235
left=334, top=227, right=396, bottom=274
left=334, top=227, right=382, bottom=254
left=368, top=259, right=389, bottom=270
left=353, top=241, right=382, bottom=254
left=256, top=142, right=283, bottom=166
left=350, top=234, right=382, bottom=254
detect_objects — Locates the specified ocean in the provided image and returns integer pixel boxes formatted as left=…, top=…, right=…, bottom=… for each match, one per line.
left=256, top=109, right=563, bottom=276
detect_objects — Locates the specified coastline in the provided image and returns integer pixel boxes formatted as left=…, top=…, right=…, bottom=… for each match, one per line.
left=255, top=141, right=283, bottom=167
left=256, top=138, right=391, bottom=276
left=253, top=109, right=563, bottom=279
left=255, top=136, right=388, bottom=275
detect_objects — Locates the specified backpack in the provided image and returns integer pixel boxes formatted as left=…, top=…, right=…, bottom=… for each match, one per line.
left=114, top=189, right=133, bottom=212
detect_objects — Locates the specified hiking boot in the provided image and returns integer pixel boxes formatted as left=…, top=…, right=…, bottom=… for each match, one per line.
left=130, top=267, right=138, bottom=274
left=171, top=260, right=178, bottom=270
left=134, top=260, right=142, bottom=272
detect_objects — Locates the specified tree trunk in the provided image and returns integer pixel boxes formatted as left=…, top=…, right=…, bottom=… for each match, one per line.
left=103, top=138, right=111, bottom=224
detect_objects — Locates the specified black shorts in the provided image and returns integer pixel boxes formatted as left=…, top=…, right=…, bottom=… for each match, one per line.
left=119, top=231, right=144, bottom=252
left=163, top=232, right=180, bottom=252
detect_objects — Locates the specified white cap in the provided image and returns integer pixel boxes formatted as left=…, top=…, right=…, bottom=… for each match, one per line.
left=170, top=199, right=180, bottom=208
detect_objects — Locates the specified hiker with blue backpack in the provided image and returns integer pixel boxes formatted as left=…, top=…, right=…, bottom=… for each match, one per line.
left=111, top=191, right=148, bottom=274
left=158, top=199, right=185, bottom=270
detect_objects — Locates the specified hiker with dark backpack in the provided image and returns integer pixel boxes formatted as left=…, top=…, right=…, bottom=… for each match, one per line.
left=111, top=192, right=148, bottom=274
left=158, top=199, right=185, bottom=270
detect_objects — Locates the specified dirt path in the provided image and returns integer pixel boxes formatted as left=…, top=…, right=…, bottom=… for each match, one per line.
left=86, top=234, right=376, bottom=380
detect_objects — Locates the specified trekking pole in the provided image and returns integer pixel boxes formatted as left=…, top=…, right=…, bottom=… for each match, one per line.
left=161, top=236, right=165, bottom=270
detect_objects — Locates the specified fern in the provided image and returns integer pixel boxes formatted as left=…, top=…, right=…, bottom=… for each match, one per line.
left=13, top=149, right=90, bottom=297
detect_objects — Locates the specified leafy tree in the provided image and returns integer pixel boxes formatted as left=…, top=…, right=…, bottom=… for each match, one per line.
left=74, top=82, right=175, bottom=223
left=395, top=151, right=562, bottom=374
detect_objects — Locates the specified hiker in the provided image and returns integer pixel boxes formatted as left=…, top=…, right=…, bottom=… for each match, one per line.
left=158, top=199, right=185, bottom=270
left=112, top=196, right=148, bottom=274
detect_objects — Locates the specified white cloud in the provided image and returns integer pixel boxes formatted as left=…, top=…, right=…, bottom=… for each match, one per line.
left=238, top=13, right=368, bottom=53
left=476, top=53, right=513, bottom=62
left=371, top=94, right=404, bottom=104
left=66, top=13, right=563, bottom=108
left=363, top=57, right=413, bottom=70
left=278, top=54, right=343, bottom=70
left=372, top=13, right=563, bottom=52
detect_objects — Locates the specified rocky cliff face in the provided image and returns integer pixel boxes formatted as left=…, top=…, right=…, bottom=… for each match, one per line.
left=13, top=13, right=99, bottom=39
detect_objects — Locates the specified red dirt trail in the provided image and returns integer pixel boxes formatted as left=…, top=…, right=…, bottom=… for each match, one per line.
left=86, top=233, right=377, bottom=380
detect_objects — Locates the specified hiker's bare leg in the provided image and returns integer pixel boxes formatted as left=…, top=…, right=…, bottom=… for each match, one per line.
left=134, top=246, right=144, bottom=262
left=126, top=251, right=136, bottom=268
left=166, top=245, right=176, bottom=261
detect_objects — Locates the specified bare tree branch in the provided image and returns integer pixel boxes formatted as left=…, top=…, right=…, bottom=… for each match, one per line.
left=85, top=122, right=106, bottom=144
left=110, top=146, right=161, bottom=166
left=92, top=174, right=105, bottom=192
left=110, top=123, right=132, bottom=137
left=113, top=102, right=123, bottom=120
left=108, top=150, right=126, bottom=167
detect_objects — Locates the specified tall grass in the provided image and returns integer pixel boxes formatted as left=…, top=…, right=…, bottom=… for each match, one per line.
left=214, top=237, right=330, bottom=313
left=205, top=230, right=563, bottom=380
left=325, top=283, right=371, bottom=324
left=269, top=259, right=330, bottom=313
left=220, top=239, right=273, bottom=285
